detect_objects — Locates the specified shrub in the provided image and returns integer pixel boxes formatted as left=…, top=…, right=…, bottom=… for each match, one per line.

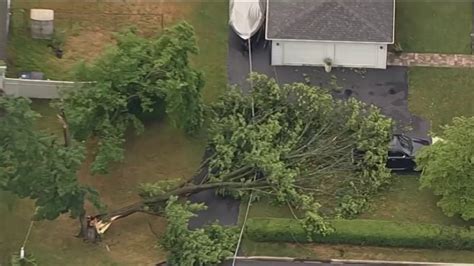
left=246, top=218, right=474, bottom=250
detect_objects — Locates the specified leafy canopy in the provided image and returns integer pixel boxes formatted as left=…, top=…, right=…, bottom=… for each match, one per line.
left=161, top=196, right=238, bottom=266
left=417, top=116, right=474, bottom=220
left=62, top=22, right=204, bottom=173
left=139, top=74, right=392, bottom=225
left=206, top=74, right=392, bottom=217
left=0, top=96, right=100, bottom=220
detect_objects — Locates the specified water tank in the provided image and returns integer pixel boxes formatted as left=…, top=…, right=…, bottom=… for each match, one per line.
left=30, top=9, right=54, bottom=39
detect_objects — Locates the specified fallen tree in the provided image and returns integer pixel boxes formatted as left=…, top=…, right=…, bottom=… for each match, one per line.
left=89, top=74, right=393, bottom=239
left=1, top=73, right=392, bottom=264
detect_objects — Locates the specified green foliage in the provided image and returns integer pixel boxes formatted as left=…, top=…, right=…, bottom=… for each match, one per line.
left=417, top=117, right=474, bottom=220
left=62, top=22, right=204, bottom=174
left=161, top=196, right=238, bottom=266
left=138, top=179, right=183, bottom=199
left=246, top=218, right=474, bottom=250
left=11, top=252, right=37, bottom=266
left=0, top=96, right=100, bottom=220
left=207, top=74, right=392, bottom=219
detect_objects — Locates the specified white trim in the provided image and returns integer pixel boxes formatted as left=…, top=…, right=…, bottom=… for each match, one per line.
left=269, top=38, right=391, bottom=45
left=392, top=0, right=396, bottom=44
left=265, top=0, right=395, bottom=45
left=264, top=0, right=269, bottom=40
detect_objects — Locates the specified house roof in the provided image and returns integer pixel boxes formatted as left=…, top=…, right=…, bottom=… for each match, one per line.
left=266, top=0, right=395, bottom=43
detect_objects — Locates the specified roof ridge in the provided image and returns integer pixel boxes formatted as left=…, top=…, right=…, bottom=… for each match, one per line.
left=335, top=0, right=389, bottom=41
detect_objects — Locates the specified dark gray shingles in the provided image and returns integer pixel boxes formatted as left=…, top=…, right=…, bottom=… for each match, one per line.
left=267, top=0, right=394, bottom=43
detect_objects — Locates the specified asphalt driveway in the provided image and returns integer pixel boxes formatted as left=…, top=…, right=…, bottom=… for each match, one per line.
left=228, top=31, right=429, bottom=139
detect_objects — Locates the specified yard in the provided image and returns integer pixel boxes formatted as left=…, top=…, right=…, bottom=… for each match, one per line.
left=1, top=0, right=228, bottom=265
left=396, top=0, right=472, bottom=54
left=6, top=0, right=229, bottom=103
left=408, top=67, right=474, bottom=133
left=240, top=175, right=474, bottom=263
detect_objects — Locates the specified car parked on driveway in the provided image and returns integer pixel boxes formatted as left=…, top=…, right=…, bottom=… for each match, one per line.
left=387, top=134, right=430, bottom=171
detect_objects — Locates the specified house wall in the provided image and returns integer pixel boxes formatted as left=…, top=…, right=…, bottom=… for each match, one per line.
left=0, top=66, right=76, bottom=98
left=271, top=40, right=388, bottom=69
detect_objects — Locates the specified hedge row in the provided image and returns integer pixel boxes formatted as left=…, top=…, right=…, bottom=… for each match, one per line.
left=246, top=218, right=474, bottom=250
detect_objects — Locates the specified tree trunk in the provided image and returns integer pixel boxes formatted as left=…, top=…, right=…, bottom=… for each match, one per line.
left=93, top=181, right=263, bottom=223
left=76, top=213, right=87, bottom=238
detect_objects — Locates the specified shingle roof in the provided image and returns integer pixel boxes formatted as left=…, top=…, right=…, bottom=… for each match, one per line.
left=266, top=0, right=395, bottom=43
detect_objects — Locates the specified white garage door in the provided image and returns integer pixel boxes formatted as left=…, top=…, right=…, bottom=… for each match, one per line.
left=272, top=41, right=387, bottom=69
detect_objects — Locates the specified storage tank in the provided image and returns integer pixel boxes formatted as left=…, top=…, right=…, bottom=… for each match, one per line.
left=30, top=9, right=54, bottom=39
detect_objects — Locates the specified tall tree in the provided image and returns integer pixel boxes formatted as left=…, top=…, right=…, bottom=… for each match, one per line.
left=62, top=22, right=204, bottom=174
left=417, top=116, right=474, bottom=220
left=0, top=95, right=100, bottom=232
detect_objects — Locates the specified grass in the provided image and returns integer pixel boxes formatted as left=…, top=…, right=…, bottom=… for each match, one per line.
left=408, top=67, right=474, bottom=134
left=396, top=0, right=472, bottom=54
left=2, top=1, right=228, bottom=265
left=240, top=175, right=474, bottom=262
left=7, top=0, right=229, bottom=83
left=188, top=0, right=228, bottom=103
left=360, top=175, right=471, bottom=226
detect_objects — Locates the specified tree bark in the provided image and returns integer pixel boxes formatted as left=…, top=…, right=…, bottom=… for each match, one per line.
left=95, top=181, right=264, bottom=222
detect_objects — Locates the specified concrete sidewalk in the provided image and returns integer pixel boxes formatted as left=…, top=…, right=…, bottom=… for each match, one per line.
left=388, top=52, right=474, bottom=67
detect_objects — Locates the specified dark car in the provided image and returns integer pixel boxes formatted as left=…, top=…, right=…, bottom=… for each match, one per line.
left=387, top=134, right=430, bottom=171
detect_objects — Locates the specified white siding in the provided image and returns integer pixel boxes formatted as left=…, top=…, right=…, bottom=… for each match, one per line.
left=271, top=41, right=387, bottom=69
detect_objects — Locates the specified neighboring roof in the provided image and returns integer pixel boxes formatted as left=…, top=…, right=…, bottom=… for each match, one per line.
left=266, top=0, right=395, bottom=43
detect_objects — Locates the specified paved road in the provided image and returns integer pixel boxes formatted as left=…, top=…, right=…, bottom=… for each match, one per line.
left=0, top=0, right=8, bottom=60
left=221, top=260, right=366, bottom=266
left=228, top=30, right=429, bottom=139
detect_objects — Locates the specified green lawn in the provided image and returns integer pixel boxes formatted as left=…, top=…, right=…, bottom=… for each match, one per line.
left=360, top=175, right=471, bottom=226
left=188, top=0, right=228, bottom=103
left=240, top=175, right=474, bottom=262
left=408, top=67, right=474, bottom=133
left=396, top=0, right=472, bottom=54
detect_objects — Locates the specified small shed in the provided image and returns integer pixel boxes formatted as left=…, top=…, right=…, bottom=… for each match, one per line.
left=30, top=9, right=54, bottom=39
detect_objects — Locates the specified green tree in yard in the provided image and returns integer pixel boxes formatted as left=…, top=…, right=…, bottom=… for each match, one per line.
left=0, top=95, right=101, bottom=236
left=417, top=116, right=474, bottom=220
left=62, top=22, right=204, bottom=174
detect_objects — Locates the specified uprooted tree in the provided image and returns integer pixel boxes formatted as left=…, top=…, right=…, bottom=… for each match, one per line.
left=416, top=116, right=474, bottom=220
left=0, top=22, right=394, bottom=265
left=97, top=73, right=392, bottom=222
left=1, top=73, right=392, bottom=263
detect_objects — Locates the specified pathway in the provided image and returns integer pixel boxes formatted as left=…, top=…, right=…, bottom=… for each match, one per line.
left=388, top=52, right=474, bottom=67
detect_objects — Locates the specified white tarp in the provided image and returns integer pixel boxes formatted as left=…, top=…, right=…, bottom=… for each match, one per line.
left=229, top=0, right=265, bottom=40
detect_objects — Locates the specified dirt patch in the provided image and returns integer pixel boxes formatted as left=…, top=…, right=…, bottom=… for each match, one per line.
left=63, top=30, right=115, bottom=63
